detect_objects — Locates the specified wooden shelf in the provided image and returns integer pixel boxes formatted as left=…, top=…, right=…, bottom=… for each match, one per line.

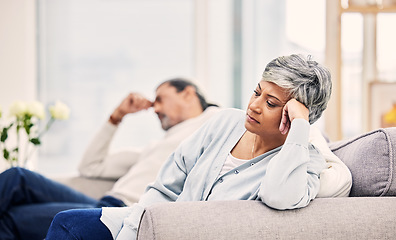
left=341, top=5, right=396, bottom=13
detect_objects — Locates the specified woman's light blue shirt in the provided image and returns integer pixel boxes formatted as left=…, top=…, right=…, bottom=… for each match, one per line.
left=101, top=108, right=326, bottom=239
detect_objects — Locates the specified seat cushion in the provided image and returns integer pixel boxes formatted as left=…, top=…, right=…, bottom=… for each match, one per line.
left=54, top=176, right=115, bottom=199
left=329, top=128, right=396, bottom=197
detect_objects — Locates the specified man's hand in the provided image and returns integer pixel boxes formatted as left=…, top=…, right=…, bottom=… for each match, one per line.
left=109, top=93, right=153, bottom=125
left=279, top=99, right=309, bottom=135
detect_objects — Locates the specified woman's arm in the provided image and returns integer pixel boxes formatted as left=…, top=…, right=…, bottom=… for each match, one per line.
left=309, top=126, right=352, bottom=197
left=260, top=119, right=326, bottom=210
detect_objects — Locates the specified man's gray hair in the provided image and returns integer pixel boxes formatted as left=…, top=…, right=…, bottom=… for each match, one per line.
left=262, top=54, right=332, bottom=124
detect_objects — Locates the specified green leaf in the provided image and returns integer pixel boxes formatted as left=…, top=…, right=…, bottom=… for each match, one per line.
left=24, top=122, right=33, bottom=135
left=3, top=148, right=10, bottom=160
left=30, top=138, right=41, bottom=145
left=1, top=128, right=8, bottom=142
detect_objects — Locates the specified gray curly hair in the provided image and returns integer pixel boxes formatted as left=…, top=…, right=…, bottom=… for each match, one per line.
left=262, top=54, right=332, bottom=124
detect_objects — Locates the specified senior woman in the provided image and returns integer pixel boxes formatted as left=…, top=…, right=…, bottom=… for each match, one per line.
left=46, top=54, right=333, bottom=240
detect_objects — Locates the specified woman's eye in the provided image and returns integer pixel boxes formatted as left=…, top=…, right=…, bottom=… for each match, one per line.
left=253, top=90, right=260, bottom=96
left=267, top=101, right=276, bottom=108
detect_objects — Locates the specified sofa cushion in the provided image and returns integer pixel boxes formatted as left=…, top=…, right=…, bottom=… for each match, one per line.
left=54, top=176, right=115, bottom=199
left=329, top=127, right=396, bottom=197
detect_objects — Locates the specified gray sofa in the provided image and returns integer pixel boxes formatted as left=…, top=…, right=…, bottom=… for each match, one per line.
left=60, top=127, right=396, bottom=239
left=137, top=127, right=396, bottom=239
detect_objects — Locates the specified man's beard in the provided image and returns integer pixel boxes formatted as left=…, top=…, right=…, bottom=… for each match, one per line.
left=158, top=114, right=172, bottom=130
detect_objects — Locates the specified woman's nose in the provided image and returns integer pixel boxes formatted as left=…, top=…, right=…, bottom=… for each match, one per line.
left=249, top=98, right=262, bottom=114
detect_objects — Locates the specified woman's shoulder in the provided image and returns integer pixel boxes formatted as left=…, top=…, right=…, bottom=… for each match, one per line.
left=213, top=107, right=245, bottom=119
left=205, top=108, right=246, bottom=129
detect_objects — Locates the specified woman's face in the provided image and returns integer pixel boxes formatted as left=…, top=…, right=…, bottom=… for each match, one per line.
left=245, top=81, right=290, bottom=138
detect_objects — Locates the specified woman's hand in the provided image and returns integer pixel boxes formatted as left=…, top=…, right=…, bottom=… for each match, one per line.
left=279, top=99, right=309, bottom=135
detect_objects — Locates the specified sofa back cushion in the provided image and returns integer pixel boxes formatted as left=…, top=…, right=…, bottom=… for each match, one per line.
left=329, top=127, right=396, bottom=197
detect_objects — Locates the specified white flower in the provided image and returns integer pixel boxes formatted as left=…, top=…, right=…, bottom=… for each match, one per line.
left=26, top=101, right=45, bottom=119
left=9, top=101, right=27, bottom=118
left=49, top=101, right=70, bottom=120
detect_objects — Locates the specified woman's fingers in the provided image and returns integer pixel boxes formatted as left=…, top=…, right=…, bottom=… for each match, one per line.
left=279, top=99, right=309, bottom=135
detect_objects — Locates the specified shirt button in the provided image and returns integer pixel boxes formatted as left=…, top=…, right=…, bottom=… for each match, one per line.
left=234, top=170, right=239, bottom=174
left=218, top=178, right=223, bottom=183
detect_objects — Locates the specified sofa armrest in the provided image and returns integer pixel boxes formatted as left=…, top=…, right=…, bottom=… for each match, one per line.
left=138, top=198, right=396, bottom=240
left=54, top=176, right=116, bottom=200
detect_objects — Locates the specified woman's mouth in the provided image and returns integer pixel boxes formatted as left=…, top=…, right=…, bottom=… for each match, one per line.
left=246, top=114, right=260, bottom=124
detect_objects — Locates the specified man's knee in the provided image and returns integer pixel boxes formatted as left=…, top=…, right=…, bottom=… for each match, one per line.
left=2, top=167, right=24, bottom=178
left=2, top=167, right=48, bottom=188
left=1, top=167, right=35, bottom=182
left=0, top=168, right=26, bottom=186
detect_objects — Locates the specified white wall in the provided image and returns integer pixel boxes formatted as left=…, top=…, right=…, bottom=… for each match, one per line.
left=0, top=0, right=37, bottom=170
left=0, top=0, right=37, bottom=110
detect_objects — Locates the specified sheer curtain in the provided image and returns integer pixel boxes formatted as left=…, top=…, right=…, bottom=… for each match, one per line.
left=37, top=0, right=194, bottom=175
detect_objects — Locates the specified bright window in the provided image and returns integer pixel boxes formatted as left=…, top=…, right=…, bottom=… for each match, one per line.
left=377, top=13, right=396, bottom=81
left=240, top=0, right=326, bottom=127
left=341, top=13, right=364, bottom=138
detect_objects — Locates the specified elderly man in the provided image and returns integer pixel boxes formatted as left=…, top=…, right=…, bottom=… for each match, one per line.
left=0, top=78, right=220, bottom=240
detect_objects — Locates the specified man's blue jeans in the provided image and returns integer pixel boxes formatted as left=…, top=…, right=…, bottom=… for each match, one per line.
left=0, top=167, right=124, bottom=240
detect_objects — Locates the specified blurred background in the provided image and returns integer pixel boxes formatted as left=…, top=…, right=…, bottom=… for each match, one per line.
left=1, top=0, right=396, bottom=175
